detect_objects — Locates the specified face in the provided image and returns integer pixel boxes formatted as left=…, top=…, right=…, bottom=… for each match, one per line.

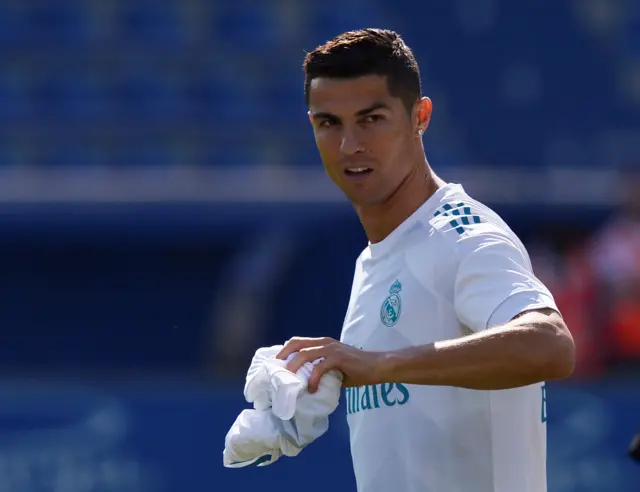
left=307, top=75, right=431, bottom=205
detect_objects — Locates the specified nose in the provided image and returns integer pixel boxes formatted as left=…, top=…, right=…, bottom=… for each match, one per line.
left=340, top=127, right=365, bottom=156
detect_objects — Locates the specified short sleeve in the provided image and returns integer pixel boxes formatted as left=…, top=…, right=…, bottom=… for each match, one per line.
left=454, top=232, right=558, bottom=332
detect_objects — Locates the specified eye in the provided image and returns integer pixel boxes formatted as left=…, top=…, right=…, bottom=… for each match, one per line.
left=363, top=114, right=384, bottom=123
left=318, top=118, right=339, bottom=128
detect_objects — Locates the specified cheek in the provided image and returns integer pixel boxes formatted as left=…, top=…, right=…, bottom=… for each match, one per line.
left=314, top=130, right=330, bottom=150
left=314, top=134, right=341, bottom=171
left=370, top=128, right=408, bottom=162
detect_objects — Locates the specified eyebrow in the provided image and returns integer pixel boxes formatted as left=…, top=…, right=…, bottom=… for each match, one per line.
left=311, top=101, right=391, bottom=120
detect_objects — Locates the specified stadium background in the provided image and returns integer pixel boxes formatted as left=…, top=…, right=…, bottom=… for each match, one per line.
left=0, top=1, right=638, bottom=490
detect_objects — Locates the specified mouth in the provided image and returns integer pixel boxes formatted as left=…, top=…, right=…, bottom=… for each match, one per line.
left=344, top=167, right=373, bottom=177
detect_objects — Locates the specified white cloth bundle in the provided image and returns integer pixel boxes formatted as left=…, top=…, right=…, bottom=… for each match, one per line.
left=223, top=345, right=342, bottom=467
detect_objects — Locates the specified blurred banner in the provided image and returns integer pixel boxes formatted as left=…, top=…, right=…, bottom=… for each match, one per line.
left=0, top=380, right=635, bottom=492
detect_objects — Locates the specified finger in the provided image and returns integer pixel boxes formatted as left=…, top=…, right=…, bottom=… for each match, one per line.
left=276, top=337, right=335, bottom=360
left=286, top=346, right=329, bottom=374
left=276, top=339, right=303, bottom=360
left=307, top=359, right=334, bottom=394
left=276, top=337, right=311, bottom=360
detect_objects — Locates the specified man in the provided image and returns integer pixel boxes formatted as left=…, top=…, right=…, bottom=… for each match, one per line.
left=277, top=29, right=575, bottom=491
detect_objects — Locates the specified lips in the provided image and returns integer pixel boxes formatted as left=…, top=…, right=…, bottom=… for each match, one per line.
left=345, top=167, right=372, bottom=175
left=343, top=167, right=374, bottom=184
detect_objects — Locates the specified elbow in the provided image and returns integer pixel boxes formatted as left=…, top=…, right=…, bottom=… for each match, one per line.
left=545, top=335, right=576, bottom=380
left=537, top=323, right=576, bottom=381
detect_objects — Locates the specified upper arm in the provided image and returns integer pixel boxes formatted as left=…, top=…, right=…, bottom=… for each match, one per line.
left=453, top=229, right=559, bottom=332
left=509, top=307, right=570, bottom=337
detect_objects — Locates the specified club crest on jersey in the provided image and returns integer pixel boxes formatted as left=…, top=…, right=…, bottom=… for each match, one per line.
left=381, top=280, right=402, bottom=327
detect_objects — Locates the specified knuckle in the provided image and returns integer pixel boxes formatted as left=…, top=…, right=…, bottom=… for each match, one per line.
left=299, top=348, right=316, bottom=359
left=330, top=342, right=344, bottom=355
left=285, top=337, right=304, bottom=349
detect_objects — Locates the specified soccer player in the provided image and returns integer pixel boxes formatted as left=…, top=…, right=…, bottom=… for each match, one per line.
left=276, top=29, right=576, bottom=491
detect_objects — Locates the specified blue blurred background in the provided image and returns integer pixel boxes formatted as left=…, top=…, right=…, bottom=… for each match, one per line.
left=0, top=1, right=638, bottom=491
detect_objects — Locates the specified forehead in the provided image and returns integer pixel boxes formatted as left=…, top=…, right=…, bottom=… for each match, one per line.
left=308, top=75, right=401, bottom=114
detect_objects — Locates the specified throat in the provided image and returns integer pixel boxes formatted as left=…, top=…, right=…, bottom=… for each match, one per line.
left=358, top=168, right=441, bottom=244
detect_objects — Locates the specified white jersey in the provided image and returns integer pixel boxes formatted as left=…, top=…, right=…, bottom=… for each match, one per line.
left=340, top=183, right=557, bottom=492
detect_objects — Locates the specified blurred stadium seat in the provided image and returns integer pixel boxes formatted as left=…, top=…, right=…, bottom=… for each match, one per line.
left=0, top=2, right=637, bottom=491
left=0, top=1, right=636, bottom=169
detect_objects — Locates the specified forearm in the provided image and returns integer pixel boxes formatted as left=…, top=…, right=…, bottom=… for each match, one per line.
left=377, top=311, right=575, bottom=390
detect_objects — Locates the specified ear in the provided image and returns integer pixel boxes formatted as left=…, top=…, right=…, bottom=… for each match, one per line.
left=308, top=111, right=314, bottom=125
left=415, top=97, right=432, bottom=136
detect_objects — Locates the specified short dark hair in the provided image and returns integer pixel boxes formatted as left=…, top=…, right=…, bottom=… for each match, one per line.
left=303, top=28, right=422, bottom=114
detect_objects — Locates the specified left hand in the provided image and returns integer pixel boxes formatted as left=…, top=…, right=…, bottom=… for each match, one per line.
left=276, top=337, right=385, bottom=393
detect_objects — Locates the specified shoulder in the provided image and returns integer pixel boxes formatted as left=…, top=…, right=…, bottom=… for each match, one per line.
left=404, top=189, right=528, bottom=288
left=428, top=193, right=529, bottom=265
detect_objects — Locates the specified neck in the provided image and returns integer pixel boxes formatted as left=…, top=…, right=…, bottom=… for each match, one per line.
left=356, top=159, right=443, bottom=244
